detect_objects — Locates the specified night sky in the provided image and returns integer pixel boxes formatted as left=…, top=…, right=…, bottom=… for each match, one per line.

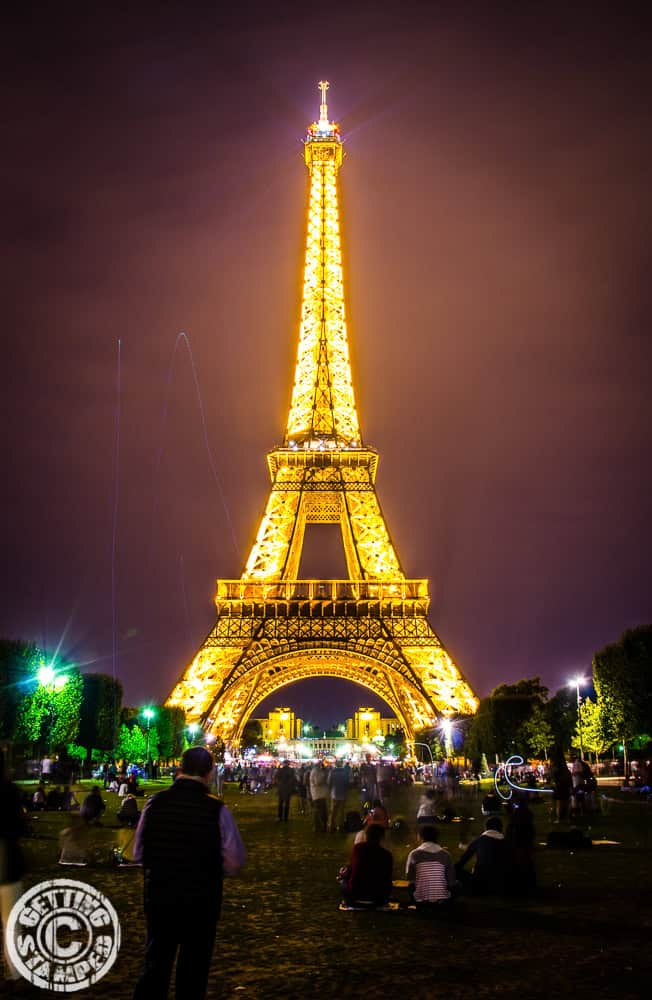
left=2, top=3, right=651, bottom=726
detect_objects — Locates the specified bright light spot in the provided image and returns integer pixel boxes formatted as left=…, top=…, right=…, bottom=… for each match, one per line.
left=38, top=665, right=55, bottom=687
left=54, top=675, right=68, bottom=691
left=143, top=708, right=155, bottom=720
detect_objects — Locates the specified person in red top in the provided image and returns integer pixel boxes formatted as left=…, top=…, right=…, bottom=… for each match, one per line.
left=344, top=823, right=393, bottom=908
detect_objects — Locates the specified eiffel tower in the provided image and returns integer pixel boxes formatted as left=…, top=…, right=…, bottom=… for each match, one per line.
left=166, top=83, right=478, bottom=748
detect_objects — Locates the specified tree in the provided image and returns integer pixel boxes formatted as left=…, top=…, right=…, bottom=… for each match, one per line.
left=116, top=723, right=147, bottom=763
left=0, top=639, right=41, bottom=741
left=15, top=664, right=83, bottom=753
left=146, top=725, right=160, bottom=761
left=593, top=625, right=652, bottom=774
left=545, top=687, right=577, bottom=751
left=241, top=719, right=262, bottom=748
left=155, top=706, right=186, bottom=760
left=520, top=704, right=554, bottom=759
left=574, top=697, right=615, bottom=761
left=78, top=674, right=123, bottom=756
left=467, top=678, right=548, bottom=760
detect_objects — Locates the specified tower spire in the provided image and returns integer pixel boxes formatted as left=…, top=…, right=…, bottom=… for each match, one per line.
left=286, top=81, right=359, bottom=449
left=318, top=79, right=330, bottom=130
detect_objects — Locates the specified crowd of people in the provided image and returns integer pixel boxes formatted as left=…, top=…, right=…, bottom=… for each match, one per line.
left=1, top=745, right=627, bottom=996
left=339, top=785, right=538, bottom=910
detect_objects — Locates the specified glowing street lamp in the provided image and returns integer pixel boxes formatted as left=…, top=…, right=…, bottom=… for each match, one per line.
left=568, top=675, right=587, bottom=759
left=441, top=718, right=454, bottom=757
left=142, top=707, right=155, bottom=777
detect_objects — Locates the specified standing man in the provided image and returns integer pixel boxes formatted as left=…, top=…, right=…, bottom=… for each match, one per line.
left=327, top=761, right=350, bottom=833
left=133, top=746, right=246, bottom=999
left=275, top=760, right=295, bottom=822
left=309, top=760, right=329, bottom=832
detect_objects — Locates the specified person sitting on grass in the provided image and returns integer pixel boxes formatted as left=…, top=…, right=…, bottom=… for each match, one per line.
left=354, top=799, right=390, bottom=844
left=60, top=785, right=80, bottom=811
left=46, top=786, right=63, bottom=811
left=456, top=817, right=509, bottom=895
left=117, top=793, right=140, bottom=828
left=405, top=825, right=457, bottom=908
left=343, top=822, right=393, bottom=908
left=31, top=784, right=46, bottom=811
left=80, top=785, right=106, bottom=825
left=416, top=788, right=439, bottom=824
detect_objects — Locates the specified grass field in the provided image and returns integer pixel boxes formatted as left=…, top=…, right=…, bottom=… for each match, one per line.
left=3, top=779, right=651, bottom=999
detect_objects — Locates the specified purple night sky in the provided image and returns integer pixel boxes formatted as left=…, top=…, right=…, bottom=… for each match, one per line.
left=2, top=4, right=651, bottom=725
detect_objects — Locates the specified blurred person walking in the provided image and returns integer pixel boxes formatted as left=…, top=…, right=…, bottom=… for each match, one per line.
left=309, top=761, right=329, bottom=832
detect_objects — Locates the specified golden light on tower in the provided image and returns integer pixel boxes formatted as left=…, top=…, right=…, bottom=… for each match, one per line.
left=166, top=83, right=479, bottom=746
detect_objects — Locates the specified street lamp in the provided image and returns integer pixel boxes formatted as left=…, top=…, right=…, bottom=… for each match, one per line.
left=187, top=722, right=202, bottom=748
left=413, top=742, right=434, bottom=766
left=568, top=675, right=587, bottom=760
left=441, top=718, right=454, bottom=758
left=142, top=707, right=155, bottom=777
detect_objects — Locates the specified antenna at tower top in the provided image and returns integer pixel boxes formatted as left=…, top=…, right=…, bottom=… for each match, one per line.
left=318, top=80, right=330, bottom=128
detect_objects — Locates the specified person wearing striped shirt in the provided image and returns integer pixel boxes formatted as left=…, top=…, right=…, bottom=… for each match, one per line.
left=405, top=826, right=457, bottom=905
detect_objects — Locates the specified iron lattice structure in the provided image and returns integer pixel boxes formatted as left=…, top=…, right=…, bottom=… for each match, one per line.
left=166, top=83, right=478, bottom=747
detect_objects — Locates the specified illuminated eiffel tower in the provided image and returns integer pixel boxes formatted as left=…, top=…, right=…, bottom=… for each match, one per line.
left=167, top=83, right=478, bottom=747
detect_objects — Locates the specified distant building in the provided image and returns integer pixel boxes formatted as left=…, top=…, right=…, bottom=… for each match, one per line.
left=347, top=708, right=402, bottom=742
left=251, top=705, right=401, bottom=759
left=251, top=708, right=303, bottom=745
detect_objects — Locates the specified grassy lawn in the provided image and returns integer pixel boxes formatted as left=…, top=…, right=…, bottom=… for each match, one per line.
left=4, top=779, right=652, bottom=998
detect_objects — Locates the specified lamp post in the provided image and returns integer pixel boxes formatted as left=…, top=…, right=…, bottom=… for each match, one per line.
left=143, top=707, right=155, bottom=778
left=441, top=718, right=454, bottom=758
left=413, top=742, right=434, bottom=766
left=568, top=676, right=586, bottom=760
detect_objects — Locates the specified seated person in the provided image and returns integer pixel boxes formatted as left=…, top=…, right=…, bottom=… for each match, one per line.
left=456, top=817, right=509, bottom=895
left=60, top=785, right=80, bottom=811
left=117, top=794, right=140, bottom=828
left=80, top=785, right=106, bottom=825
left=406, top=825, right=457, bottom=907
left=481, top=792, right=502, bottom=816
left=343, top=822, right=393, bottom=908
left=354, top=800, right=390, bottom=844
left=416, top=788, right=439, bottom=824
left=32, top=784, right=47, bottom=810
left=46, top=786, right=63, bottom=811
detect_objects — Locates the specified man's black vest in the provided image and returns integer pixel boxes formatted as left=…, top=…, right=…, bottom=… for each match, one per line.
left=140, top=778, right=223, bottom=911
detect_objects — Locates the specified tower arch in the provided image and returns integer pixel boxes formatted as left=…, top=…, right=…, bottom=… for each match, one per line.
left=204, top=647, right=434, bottom=746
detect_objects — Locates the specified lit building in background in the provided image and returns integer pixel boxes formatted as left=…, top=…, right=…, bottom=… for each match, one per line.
left=251, top=706, right=401, bottom=760
left=254, top=708, right=303, bottom=743
left=347, top=708, right=401, bottom=742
